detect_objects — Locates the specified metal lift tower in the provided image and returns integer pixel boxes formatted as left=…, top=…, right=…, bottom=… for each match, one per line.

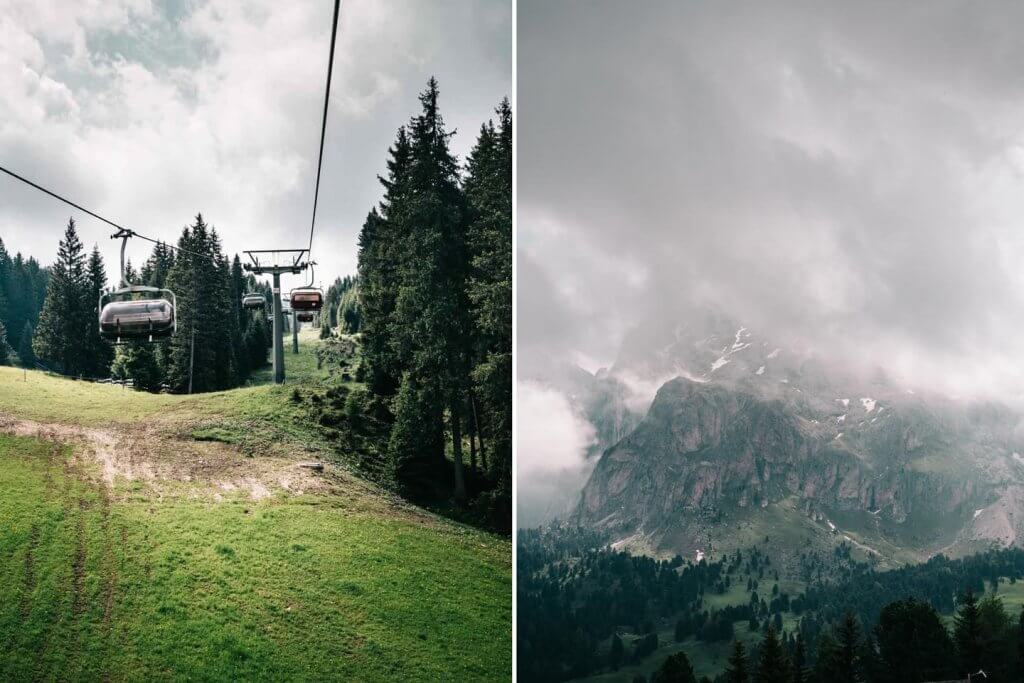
left=242, top=250, right=308, bottom=384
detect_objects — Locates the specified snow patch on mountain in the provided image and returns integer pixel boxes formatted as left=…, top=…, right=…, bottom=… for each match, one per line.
left=861, top=398, right=877, bottom=413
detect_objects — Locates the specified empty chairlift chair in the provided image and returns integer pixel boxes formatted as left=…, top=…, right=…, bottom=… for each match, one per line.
left=289, top=287, right=323, bottom=311
left=296, top=312, right=314, bottom=323
left=242, top=293, right=265, bottom=310
left=99, top=286, right=176, bottom=343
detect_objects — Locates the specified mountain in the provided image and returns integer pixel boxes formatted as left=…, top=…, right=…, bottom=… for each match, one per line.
left=571, top=315, right=1024, bottom=569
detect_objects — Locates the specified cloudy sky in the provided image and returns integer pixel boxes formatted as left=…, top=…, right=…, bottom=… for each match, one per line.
left=0, top=0, right=510, bottom=288
left=519, top=0, right=1024, bottom=398
left=517, top=0, right=1024, bottom=522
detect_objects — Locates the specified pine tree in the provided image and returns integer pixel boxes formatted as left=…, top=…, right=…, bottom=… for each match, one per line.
left=358, top=122, right=412, bottom=397
left=652, top=652, right=696, bottom=683
left=955, top=588, right=983, bottom=674
left=1016, top=605, right=1024, bottom=680
left=33, top=218, right=90, bottom=375
left=163, top=215, right=237, bottom=393
left=754, top=626, right=790, bottom=683
left=0, top=320, right=10, bottom=365
left=724, top=640, right=750, bottom=683
left=84, top=245, right=113, bottom=376
left=609, top=633, right=624, bottom=671
left=791, top=633, right=809, bottom=683
left=0, top=237, right=9, bottom=331
left=813, top=612, right=865, bottom=683
left=387, top=78, right=470, bottom=499
left=18, top=321, right=34, bottom=368
left=465, top=96, right=513, bottom=523
left=111, top=343, right=162, bottom=392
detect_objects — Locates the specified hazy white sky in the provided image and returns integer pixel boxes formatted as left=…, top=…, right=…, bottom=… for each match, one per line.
left=519, top=0, right=1024, bottom=399
left=0, top=0, right=510, bottom=289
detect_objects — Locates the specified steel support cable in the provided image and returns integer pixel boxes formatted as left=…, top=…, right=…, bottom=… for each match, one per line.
left=0, top=164, right=205, bottom=258
left=306, top=0, right=342, bottom=257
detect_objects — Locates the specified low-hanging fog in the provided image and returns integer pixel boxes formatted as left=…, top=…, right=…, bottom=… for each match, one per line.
left=517, top=0, right=1024, bottom=526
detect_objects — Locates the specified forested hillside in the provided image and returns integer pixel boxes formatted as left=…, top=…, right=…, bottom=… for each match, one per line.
left=356, top=79, right=512, bottom=529
left=519, top=525, right=1024, bottom=681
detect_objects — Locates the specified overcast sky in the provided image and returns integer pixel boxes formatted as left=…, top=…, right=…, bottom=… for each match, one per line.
left=519, top=0, right=1024, bottom=399
left=0, top=0, right=510, bottom=290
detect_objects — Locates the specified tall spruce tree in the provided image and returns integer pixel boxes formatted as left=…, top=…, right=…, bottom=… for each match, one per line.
left=1017, top=605, right=1024, bottom=679
left=0, top=320, right=10, bottom=365
left=0, top=238, right=9, bottom=330
left=465, top=96, right=513, bottom=521
left=111, top=343, right=162, bottom=392
left=18, top=321, right=34, bottom=367
left=387, top=78, right=470, bottom=499
left=164, top=215, right=236, bottom=393
left=725, top=640, right=750, bottom=683
left=873, top=598, right=955, bottom=682
left=651, top=652, right=696, bottom=683
left=84, top=245, right=113, bottom=376
left=754, top=626, right=790, bottom=683
left=358, top=125, right=412, bottom=397
left=955, top=588, right=983, bottom=675
left=790, top=633, right=808, bottom=683
left=33, top=219, right=90, bottom=375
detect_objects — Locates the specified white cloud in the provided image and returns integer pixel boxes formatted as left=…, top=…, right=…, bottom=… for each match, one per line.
left=516, top=380, right=597, bottom=527
left=0, top=0, right=510, bottom=293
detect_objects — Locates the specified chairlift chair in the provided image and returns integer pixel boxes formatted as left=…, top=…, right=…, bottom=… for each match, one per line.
left=99, top=286, right=176, bottom=344
left=296, top=312, right=314, bottom=323
left=97, top=229, right=177, bottom=344
left=289, top=287, right=323, bottom=311
left=242, top=293, right=265, bottom=310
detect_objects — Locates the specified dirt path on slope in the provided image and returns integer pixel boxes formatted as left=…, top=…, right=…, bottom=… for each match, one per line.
left=0, top=414, right=337, bottom=502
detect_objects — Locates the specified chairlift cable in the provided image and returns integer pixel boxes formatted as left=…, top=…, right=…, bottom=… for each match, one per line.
left=0, top=163, right=205, bottom=258
left=306, top=0, right=342, bottom=258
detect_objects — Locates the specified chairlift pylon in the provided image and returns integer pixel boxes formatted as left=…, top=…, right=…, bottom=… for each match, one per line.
left=98, top=229, right=177, bottom=344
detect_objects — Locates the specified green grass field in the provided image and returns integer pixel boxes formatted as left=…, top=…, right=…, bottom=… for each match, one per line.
left=0, top=329, right=511, bottom=681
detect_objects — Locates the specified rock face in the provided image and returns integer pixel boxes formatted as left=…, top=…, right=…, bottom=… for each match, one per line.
left=574, top=320, right=1024, bottom=564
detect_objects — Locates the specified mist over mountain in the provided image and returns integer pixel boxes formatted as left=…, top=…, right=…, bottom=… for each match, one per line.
left=522, top=308, right=1024, bottom=572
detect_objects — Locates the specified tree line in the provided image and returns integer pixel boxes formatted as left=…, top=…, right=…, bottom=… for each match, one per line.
left=0, top=237, right=49, bottom=366
left=2, top=215, right=271, bottom=391
left=356, top=78, right=512, bottom=527
left=646, top=589, right=1024, bottom=683
left=518, top=525, right=1024, bottom=681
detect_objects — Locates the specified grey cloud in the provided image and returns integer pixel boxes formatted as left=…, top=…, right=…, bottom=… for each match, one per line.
left=519, top=0, right=1024, bottom=398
